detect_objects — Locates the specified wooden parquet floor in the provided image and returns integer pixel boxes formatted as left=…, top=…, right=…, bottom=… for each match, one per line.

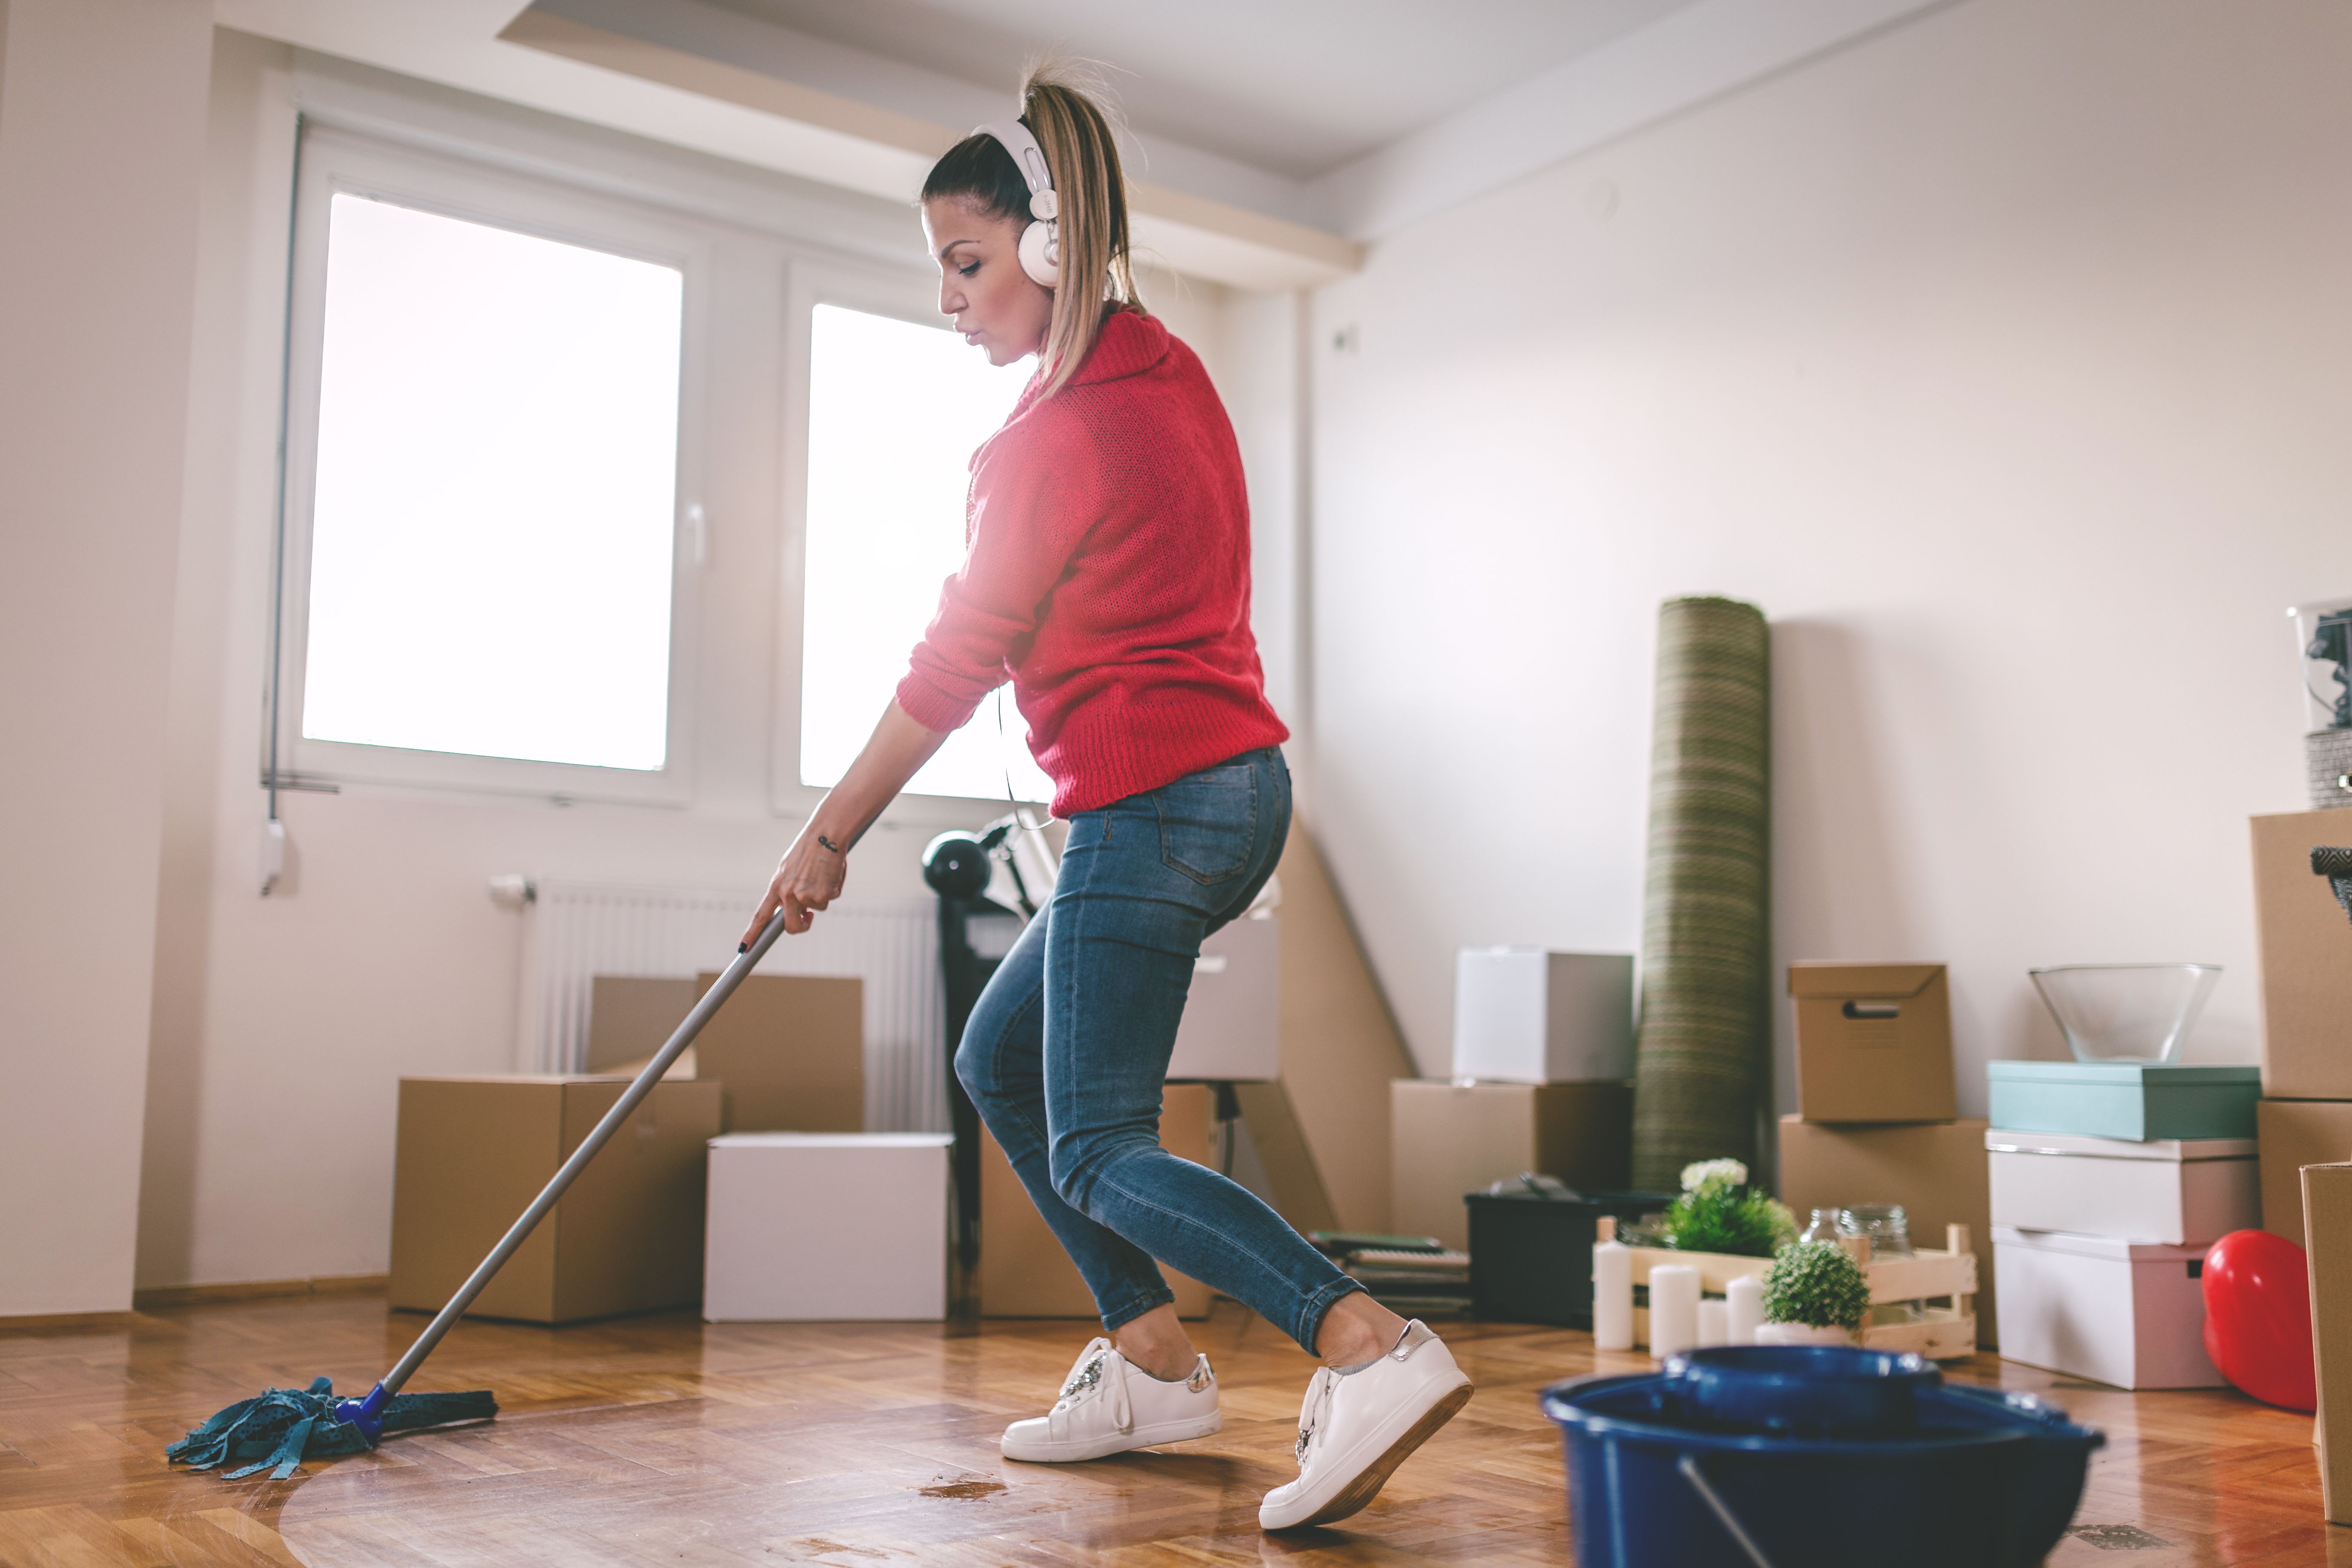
left=2, top=1292, right=2348, bottom=1566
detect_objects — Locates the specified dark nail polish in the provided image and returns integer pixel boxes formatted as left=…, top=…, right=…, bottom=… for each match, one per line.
left=738, top=943, right=748, bottom=953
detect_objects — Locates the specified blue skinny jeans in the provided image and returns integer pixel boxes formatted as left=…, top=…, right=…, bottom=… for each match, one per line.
left=954, top=746, right=1362, bottom=1353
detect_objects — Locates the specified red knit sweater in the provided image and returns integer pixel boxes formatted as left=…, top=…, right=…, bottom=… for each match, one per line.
left=896, top=310, right=1288, bottom=817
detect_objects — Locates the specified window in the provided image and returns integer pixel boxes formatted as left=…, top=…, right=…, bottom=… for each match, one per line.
left=796, top=302, right=1050, bottom=802
left=277, top=132, right=703, bottom=802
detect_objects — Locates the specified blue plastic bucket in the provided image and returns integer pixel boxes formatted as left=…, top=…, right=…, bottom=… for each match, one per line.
left=1542, top=1349, right=2101, bottom=1568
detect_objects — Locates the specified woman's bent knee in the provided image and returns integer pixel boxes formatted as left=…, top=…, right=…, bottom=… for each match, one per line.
left=1048, top=1130, right=1160, bottom=1216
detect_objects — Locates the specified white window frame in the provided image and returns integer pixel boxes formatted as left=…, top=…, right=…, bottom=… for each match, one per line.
left=770, top=259, right=1047, bottom=817
left=273, top=127, right=710, bottom=806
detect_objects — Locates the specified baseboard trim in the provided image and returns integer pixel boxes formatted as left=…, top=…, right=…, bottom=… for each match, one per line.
left=0, top=1310, right=141, bottom=1332
left=130, top=1274, right=389, bottom=1311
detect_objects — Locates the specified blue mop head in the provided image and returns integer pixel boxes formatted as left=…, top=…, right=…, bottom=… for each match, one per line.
left=166, top=1376, right=496, bottom=1480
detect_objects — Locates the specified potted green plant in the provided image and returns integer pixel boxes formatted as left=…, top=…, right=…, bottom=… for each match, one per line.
left=1758, top=1240, right=1872, bottom=1345
left=1654, top=1159, right=1797, bottom=1258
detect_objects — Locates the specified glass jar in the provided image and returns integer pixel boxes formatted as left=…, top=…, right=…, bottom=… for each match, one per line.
left=1798, top=1208, right=1844, bottom=1248
left=1839, top=1204, right=1920, bottom=1326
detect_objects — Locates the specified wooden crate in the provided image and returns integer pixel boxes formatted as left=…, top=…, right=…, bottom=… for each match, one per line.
left=1606, top=1219, right=1979, bottom=1361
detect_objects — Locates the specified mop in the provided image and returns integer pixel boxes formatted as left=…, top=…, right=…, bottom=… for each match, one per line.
left=167, top=910, right=791, bottom=1480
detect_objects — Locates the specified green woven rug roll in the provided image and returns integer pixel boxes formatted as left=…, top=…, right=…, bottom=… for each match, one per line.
left=1630, top=596, right=1770, bottom=1190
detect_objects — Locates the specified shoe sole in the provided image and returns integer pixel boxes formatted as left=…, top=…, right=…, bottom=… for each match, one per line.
left=1263, top=1378, right=1472, bottom=1531
left=1001, top=1411, right=1224, bottom=1464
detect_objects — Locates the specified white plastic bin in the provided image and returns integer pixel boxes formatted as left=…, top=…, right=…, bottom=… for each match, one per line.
left=1987, top=1128, right=2256, bottom=1245
left=1452, top=948, right=1634, bottom=1084
left=704, top=1133, right=952, bottom=1321
left=1992, top=1224, right=2223, bottom=1389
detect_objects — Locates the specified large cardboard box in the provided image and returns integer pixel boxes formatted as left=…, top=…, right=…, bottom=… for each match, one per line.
left=1451, top=949, right=1634, bottom=1084
left=2305, top=1162, right=2352, bottom=1522
left=980, top=1082, right=1216, bottom=1318
left=390, top=1075, right=721, bottom=1324
left=1788, top=963, right=1955, bottom=1123
left=692, top=971, right=863, bottom=1132
left=1167, top=917, right=1280, bottom=1082
left=1391, top=1080, right=1633, bottom=1253
left=587, top=976, right=698, bottom=1070
left=1776, top=1116, right=1997, bottom=1347
left=2254, top=811, right=2352, bottom=1099
left=2260, top=1098, right=2352, bottom=1246
left=704, top=1133, right=952, bottom=1321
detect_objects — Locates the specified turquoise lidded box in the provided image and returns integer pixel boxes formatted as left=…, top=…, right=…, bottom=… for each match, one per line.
left=1986, top=1061, right=2260, bottom=1142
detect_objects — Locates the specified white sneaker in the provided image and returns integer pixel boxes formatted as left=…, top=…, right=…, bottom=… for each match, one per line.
left=999, top=1337, right=1223, bottom=1463
left=1258, top=1321, right=1473, bottom=1531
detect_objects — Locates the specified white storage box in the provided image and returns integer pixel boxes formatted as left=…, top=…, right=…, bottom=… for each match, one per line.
left=1167, top=916, right=1278, bottom=1081
left=1991, top=1225, right=2223, bottom=1389
left=704, top=1133, right=952, bottom=1321
left=1986, top=1129, right=2257, bottom=1246
left=1452, top=948, right=1634, bottom=1084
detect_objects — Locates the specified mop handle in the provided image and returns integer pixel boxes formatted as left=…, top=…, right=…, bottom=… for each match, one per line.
left=377, top=908, right=791, bottom=1397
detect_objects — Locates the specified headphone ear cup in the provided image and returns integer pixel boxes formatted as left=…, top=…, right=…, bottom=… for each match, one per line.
left=1018, top=219, right=1060, bottom=288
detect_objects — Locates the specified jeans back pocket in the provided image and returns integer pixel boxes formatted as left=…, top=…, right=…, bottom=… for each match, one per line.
left=1155, top=762, right=1260, bottom=885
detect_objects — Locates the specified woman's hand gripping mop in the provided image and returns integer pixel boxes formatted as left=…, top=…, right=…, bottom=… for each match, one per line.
left=165, top=911, right=792, bottom=1480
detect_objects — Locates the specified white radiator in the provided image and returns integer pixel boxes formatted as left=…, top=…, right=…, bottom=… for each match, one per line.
left=517, top=880, right=948, bottom=1133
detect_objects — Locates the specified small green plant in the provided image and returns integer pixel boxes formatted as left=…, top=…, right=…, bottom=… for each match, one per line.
left=1763, top=1240, right=1871, bottom=1330
left=1657, top=1159, right=1797, bottom=1258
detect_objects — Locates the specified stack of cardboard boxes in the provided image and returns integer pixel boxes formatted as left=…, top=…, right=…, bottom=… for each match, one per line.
left=387, top=973, right=864, bottom=1324
left=2252, top=811, right=2352, bottom=1250
left=1390, top=949, right=1637, bottom=1254
left=1981, top=1057, right=2256, bottom=1389
left=1775, top=963, right=1999, bottom=1347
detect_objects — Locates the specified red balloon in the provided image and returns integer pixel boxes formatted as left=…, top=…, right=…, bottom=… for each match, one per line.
left=2201, top=1229, right=2317, bottom=1412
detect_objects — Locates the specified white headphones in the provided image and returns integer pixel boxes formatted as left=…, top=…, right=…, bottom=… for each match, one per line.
left=977, top=118, right=1060, bottom=288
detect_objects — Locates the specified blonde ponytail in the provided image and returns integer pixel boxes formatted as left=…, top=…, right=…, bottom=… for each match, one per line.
left=922, top=59, right=1142, bottom=397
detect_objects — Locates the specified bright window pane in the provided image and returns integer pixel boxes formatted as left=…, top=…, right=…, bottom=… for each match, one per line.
left=800, top=303, right=1049, bottom=801
left=302, top=193, right=683, bottom=770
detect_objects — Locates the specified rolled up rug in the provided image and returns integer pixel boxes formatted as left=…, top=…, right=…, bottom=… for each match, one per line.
left=1630, top=597, right=1770, bottom=1190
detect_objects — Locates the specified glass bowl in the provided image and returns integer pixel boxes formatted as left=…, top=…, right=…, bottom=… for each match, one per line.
left=2029, top=964, right=2221, bottom=1064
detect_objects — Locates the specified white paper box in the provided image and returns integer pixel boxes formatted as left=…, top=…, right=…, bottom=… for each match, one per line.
left=1167, top=916, right=1279, bottom=1081
left=1452, top=948, right=1634, bottom=1084
left=704, top=1133, right=952, bottom=1321
left=1987, top=1129, right=2257, bottom=1245
left=1992, top=1225, right=2222, bottom=1389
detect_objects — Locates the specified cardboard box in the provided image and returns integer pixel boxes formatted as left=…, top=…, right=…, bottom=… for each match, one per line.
left=390, top=1075, right=721, bottom=1324
left=1167, top=917, right=1279, bottom=1082
left=2254, top=810, right=2352, bottom=1099
left=692, top=971, right=863, bottom=1132
left=2260, top=1098, right=2352, bottom=1246
left=1986, top=1129, right=2257, bottom=1245
left=1452, top=949, right=1634, bottom=1084
left=704, top=1133, right=952, bottom=1321
left=1776, top=1115, right=1997, bottom=1347
left=1390, top=1080, right=1632, bottom=1252
left=1788, top=963, right=1955, bottom=1123
left=980, top=1081, right=1216, bottom=1318
left=1992, top=1225, right=2222, bottom=1389
left=2304, top=1162, right=2352, bottom=1522
left=587, top=976, right=698, bottom=1071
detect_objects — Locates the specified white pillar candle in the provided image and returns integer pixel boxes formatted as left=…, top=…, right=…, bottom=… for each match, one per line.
left=1727, top=1274, right=1764, bottom=1346
left=1592, top=1236, right=1635, bottom=1351
left=1649, top=1265, right=1700, bottom=1360
left=1697, top=1298, right=1729, bottom=1348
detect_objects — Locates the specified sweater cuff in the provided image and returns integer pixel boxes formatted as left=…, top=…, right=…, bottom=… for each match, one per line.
left=894, top=669, right=985, bottom=735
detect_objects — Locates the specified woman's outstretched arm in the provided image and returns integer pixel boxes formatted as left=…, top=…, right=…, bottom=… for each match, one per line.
left=740, top=700, right=950, bottom=943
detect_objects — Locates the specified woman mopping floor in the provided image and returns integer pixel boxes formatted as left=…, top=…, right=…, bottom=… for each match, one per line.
left=741, top=61, right=1471, bottom=1535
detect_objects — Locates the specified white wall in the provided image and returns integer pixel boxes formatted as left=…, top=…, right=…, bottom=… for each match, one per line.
left=0, top=0, right=214, bottom=1316
left=130, top=37, right=1250, bottom=1292
left=1308, top=0, right=2352, bottom=1122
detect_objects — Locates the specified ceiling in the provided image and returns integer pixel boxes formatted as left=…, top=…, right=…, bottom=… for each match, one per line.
left=698, top=0, right=1700, bottom=180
